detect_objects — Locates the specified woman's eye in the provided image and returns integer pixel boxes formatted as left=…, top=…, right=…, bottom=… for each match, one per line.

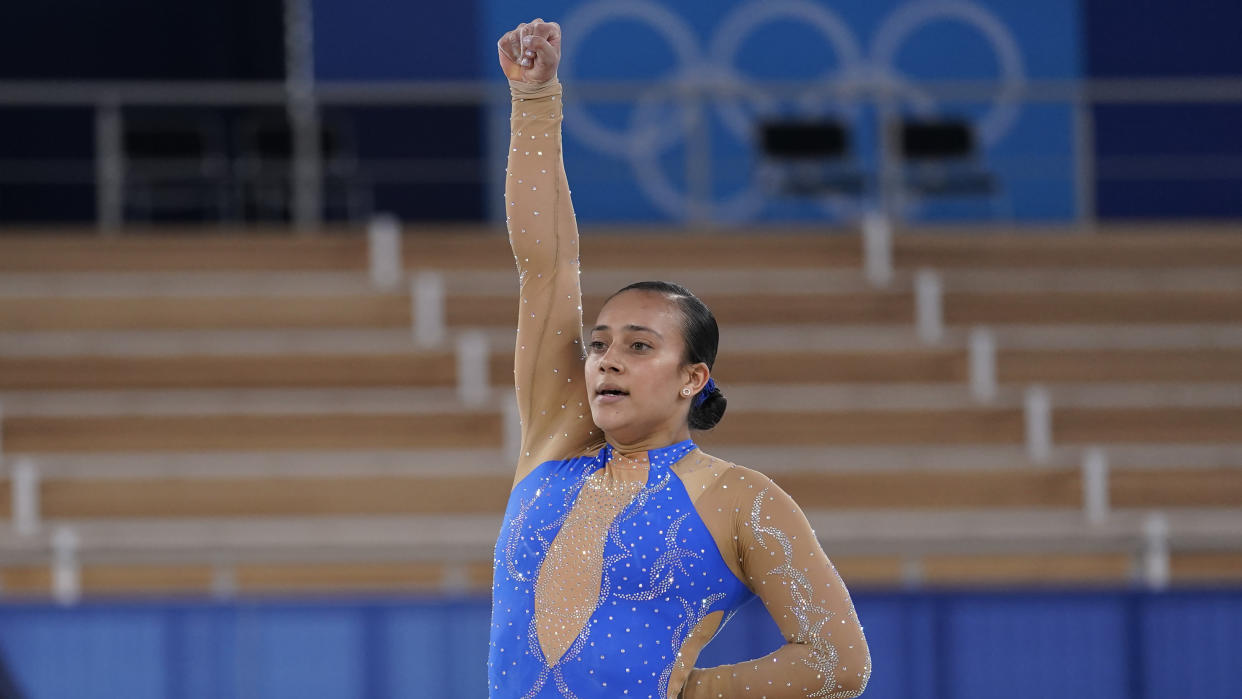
left=588, top=340, right=607, bottom=352
left=631, top=341, right=651, bottom=351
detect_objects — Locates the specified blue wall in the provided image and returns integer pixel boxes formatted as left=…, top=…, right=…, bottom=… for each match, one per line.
left=479, top=0, right=1083, bottom=224
left=4, top=0, right=1238, bottom=223
left=1084, top=0, right=1242, bottom=219
left=308, top=0, right=487, bottom=221
left=2, top=589, right=1240, bottom=699
left=312, top=0, right=480, bottom=80
left=304, top=0, right=1242, bottom=224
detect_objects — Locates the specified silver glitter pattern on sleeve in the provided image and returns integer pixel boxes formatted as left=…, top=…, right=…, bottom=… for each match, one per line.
left=747, top=484, right=870, bottom=699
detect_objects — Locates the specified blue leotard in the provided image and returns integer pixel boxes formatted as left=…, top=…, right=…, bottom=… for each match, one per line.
left=489, top=440, right=755, bottom=697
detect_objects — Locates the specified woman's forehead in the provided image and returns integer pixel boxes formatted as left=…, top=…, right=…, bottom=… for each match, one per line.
left=594, top=290, right=681, bottom=332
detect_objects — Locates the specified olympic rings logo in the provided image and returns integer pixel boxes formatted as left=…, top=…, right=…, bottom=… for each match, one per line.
left=558, top=0, right=1026, bottom=221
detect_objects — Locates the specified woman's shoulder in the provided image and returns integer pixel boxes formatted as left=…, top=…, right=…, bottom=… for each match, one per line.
left=511, top=440, right=608, bottom=492
left=687, top=448, right=774, bottom=479
left=675, top=449, right=778, bottom=503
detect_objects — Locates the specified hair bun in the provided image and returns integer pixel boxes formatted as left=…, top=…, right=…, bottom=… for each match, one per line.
left=688, top=387, right=726, bottom=431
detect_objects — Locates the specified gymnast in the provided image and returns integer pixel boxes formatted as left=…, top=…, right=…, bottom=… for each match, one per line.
left=488, top=17, right=871, bottom=699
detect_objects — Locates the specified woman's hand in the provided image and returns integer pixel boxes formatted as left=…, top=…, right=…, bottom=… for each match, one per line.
left=497, top=18, right=561, bottom=83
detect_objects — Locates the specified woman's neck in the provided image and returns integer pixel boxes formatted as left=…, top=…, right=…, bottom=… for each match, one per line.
left=606, top=425, right=693, bottom=460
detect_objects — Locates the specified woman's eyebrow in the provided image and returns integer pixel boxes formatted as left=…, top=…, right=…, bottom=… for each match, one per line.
left=590, top=323, right=663, bottom=338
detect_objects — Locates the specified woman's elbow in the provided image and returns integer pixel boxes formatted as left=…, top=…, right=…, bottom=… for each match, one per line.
left=833, top=642, right=871, bottom=698
left=833, top=670, right=870, bottom=698
left=800, top=634, right=870, bottom=697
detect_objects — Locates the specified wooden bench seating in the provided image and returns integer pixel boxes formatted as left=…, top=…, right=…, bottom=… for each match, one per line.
left=6, top=348, right=1242, bottom=391
left=4, top=226, right=1242, bottom=273
left=0, top=229, right=864, bottom=273
left=3, top=405, right=1240, bottom=454
left=892, top=227, right=1242, bottom=268
left=0, top=560, right=495, bottom=595
left=6, top=288, right=1242, bottom=333
left=1, top=467, right=1238, bottom=520
left=2, top=412, right=502, bottom=452
left=3, top=551, right=1240, bottom=596
left=0, top=353, right=471, bottom=390
left=3, top=224, right=1242, bottom=595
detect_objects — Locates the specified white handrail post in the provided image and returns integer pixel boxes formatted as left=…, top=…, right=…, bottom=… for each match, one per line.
left=284, top=0, right=322, bottom=232
left=862, top=211, right=893, bottom=288
left=914, top=268, right=943, bottom=345
left=1024, top=385, right=1052, bottom=464
left=52, top=526, right=81, bottom=606
left=968, top=327, right=996, bottom=403
left=13, top=457, right=40, bottom=536
left=211, top=559, right=237, bottom=600
left=367, top=213, right=404, bottom=289
left=900, top=556, right=924, bottom=589
left=1073, top=97, right=1097, bottom=231
left=411, top=271, right=446, bottom=348
left=95, top=100, right=124, bottom=234
left=441, top=561, right=470, bottom=593
left=1142, top=512, right=1170, bottom=590
left=1082, top=447, right=1110, bottom=525
left=456, top=330, right=490, bottom=407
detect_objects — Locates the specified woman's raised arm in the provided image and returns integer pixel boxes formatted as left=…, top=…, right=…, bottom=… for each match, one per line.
left=499, top=19, right=600, bottom=488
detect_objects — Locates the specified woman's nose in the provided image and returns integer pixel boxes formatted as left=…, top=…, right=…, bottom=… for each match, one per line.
left=598, top=347, right=622, bottom=372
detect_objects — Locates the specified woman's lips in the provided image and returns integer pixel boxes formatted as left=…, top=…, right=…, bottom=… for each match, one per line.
left=595, top=391, right=627, bottom=404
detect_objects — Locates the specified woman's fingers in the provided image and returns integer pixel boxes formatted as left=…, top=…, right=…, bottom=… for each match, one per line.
left=497, top=32, right=522, bottom=80
left=516, top=20, right=537, bottom=66
left=521, top=34, right=556, bottom=66
left=526, top=19, right=559, bottom=47
left=498, top=18, right=562, bottom=81
left=497, top=22, right=528, bottom=79
left=541, top=21, right=561, bottom=47
left=514, top=23, right=528, bottom=59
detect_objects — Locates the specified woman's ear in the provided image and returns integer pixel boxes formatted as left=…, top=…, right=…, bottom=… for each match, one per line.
left=684, top=363, right=710, bottom=395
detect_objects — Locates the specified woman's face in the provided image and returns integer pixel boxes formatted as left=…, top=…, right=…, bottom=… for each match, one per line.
left=585, top=290, right=698, bottom=446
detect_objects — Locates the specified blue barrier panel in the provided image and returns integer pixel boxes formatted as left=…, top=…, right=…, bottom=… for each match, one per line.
left=0, top=605, right=167, bottom=699
left=1141, top=591, right=1242, bottom=699
left=940, top=592, right=1130, bottom=699
left=2, top=589, right=1240, bottom=698
left=165, top=605, right=238, bottom=699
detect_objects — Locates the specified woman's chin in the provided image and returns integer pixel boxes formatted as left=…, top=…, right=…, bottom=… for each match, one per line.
left=590, top=407, right=641, bottom=442
left=589, top=411, right=625, bottom=435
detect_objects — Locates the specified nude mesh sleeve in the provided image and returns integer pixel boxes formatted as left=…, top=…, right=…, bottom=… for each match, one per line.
left=506, top=78, right=600, bottom=484
left=682, top=472, right=872, bottom=699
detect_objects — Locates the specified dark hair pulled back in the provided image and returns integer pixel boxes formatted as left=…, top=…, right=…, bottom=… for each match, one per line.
left=609, top=281, right=727, bottom=430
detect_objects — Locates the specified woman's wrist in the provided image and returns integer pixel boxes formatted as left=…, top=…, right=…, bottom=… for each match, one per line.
left=509, top=76, right=561, bottom=99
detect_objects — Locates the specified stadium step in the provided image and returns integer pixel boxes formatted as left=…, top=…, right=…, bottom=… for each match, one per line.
left=3, top=508, right=1240, bottom=595
left=5, top=226, right=1242, bottom=272
left=10, top=348, right=1242, bottom=391
left=2, top=467, right=1239, bottom=520
left=3, top=404, right=1242, bottom=452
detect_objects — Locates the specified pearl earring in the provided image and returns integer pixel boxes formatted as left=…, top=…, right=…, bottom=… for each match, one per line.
left=681, top=388, right=691, bottom=396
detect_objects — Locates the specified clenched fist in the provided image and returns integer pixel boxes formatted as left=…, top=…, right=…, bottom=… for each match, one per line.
left=497, top=18, right=560, bottom=84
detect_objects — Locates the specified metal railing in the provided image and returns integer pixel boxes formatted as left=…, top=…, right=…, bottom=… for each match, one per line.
left=2, top=76, right=1242, bottom=232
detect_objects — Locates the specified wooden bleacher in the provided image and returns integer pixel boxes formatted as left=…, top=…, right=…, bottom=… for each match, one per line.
left=5, top=288, right=1242, bottom=331
left=0, top=467, right=1237, bottom=520
left=2, top=224, right=1242, bottom=596
left=5, top=347, right=1242, bottom=391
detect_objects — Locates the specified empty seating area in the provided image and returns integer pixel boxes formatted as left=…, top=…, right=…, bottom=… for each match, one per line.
left=2, top=224, right=1242, bottom=597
